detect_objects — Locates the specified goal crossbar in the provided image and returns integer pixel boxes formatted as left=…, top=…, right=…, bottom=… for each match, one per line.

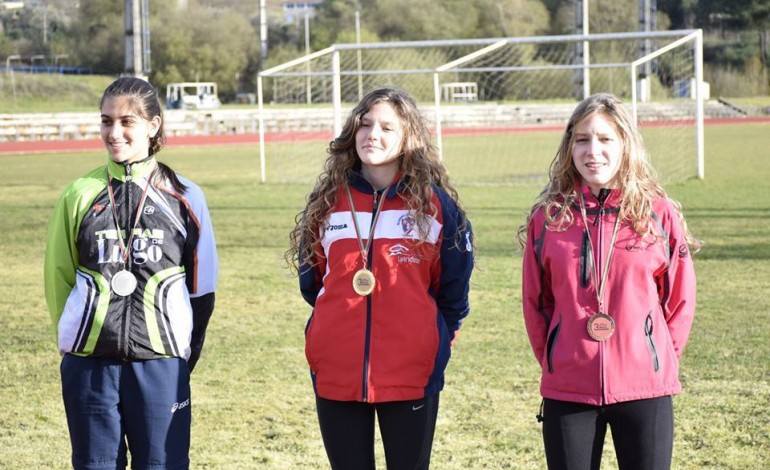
left=257, top=29, right=704, bottom=185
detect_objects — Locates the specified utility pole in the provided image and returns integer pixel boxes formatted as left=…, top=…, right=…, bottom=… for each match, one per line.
left=142, top=0, right=151, bottom=73
left=260, top=0, right=268, bottom=69
left=574, top=0, right=590, bottom=99
left=43, top=3, right=48, bottom=45
left=124, top=0, right=151, bottom=78
left=638, top=0, right=657, bottom=102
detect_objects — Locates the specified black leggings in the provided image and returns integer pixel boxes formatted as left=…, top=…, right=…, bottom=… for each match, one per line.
left=541, top=396, right=674, bottom=470
left=315, top=394, right=440, bottom=470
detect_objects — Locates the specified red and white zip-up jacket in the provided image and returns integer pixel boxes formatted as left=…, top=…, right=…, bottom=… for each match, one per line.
left=522, top=185, right=696, bottom=405
left=299, top=172, right=474, bottom=403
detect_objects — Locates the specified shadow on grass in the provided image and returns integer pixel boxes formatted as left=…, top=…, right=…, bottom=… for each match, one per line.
left=695, top=244, right=770, bottom=260
left=686, top=208, right=770, bottom=260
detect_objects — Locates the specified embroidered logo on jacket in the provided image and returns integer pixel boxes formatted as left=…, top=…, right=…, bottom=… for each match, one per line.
left=325, top=223, right=348, bottom=231
left=389, top=244, right=421, bottom=264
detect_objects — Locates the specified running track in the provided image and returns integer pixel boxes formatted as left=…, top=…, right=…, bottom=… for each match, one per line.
left=1, top=117, right=767, bottom=156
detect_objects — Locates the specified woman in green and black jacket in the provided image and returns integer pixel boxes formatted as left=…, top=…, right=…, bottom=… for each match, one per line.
left=44, top=77, right=218, bottom=470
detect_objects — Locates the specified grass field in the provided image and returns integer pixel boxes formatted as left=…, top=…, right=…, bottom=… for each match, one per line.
left=1, top=122, right=768, bottom=469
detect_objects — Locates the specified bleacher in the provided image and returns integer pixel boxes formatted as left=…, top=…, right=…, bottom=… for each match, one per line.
left=0, top=100, right=756, bottom=143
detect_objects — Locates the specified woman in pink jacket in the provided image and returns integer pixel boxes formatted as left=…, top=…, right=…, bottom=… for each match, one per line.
left=518, top=93, right=699, bottom=470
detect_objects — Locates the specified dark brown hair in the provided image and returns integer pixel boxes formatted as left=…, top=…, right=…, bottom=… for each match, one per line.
left=100, top=77, right=187, bottom=194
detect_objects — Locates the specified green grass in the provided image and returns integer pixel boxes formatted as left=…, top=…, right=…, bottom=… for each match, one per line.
left=1, top=123, right=768, bottom=469
left=0, top=74, right=117, bottom=113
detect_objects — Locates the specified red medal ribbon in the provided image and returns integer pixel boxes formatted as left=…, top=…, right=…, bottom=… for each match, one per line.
left=106, top=164, right=157, bottom=266
left=578, top=192, right=621, bottom=339
left=345, top=183, right=390, bottom=269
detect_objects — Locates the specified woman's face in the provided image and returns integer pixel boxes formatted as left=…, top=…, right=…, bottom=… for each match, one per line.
left=100, top=96, right=160, bottom=164
left=571, top=112, right=623, bottom=196
left=355, top=101, right=404, bottom=188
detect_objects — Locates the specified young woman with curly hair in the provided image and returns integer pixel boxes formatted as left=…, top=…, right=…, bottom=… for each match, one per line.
left=287, top=87, right=474, bottom=470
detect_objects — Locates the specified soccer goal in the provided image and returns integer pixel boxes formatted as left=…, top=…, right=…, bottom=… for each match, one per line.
left=257, top=29, right=704, bottom=186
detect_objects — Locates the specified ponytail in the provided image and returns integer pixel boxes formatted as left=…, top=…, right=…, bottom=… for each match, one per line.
left=154, top=162, right=188, bottom=194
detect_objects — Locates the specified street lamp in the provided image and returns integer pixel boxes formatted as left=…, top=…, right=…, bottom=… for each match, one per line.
left=6, top=54, right=21, bottom=104
left=6, top=55, right=21, bottom=75
left=29, top=54, right=45, bottom=72
left=54, top=54, right=69, bottom=73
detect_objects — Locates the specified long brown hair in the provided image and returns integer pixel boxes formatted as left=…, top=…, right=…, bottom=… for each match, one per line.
left=100, top=76, right=187, bottom=194
left=516, top=92, right=700, bottom=251
left=286, top=87, right=469, bottom=271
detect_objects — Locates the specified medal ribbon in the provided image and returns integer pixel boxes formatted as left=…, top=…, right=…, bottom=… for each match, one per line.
left=345, top=183, right=390, bottom=268
left=578, top=192, right=621, bottom=314
left=106, top=165, right=156, bottom=265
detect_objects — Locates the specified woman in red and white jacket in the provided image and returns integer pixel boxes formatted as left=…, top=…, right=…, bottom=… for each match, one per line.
left=518, top=93, right=698, bottom=470
left=287, top=87, right=474, bottom=470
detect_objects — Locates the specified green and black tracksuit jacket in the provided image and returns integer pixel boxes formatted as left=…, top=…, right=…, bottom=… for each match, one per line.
left=44, top=157, right=218, bottom=370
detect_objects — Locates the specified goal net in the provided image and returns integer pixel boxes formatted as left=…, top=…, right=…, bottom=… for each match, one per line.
left=257, top=30, right=704, bottom=187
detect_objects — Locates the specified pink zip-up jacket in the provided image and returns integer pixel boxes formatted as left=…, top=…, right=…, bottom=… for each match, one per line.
left=522, top=185, right=696, bottom=405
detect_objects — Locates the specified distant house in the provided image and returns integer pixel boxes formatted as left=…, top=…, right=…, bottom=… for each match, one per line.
left=281, top=0, right=322, bottom=24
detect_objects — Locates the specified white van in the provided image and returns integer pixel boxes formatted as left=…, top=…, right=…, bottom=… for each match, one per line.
left=165, top=82, right=222, bottom=110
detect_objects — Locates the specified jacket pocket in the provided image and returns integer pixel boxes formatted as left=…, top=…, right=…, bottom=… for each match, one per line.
left=546, top=318, right=561, bottom=373
left=644, top=312, right=660, bottom=372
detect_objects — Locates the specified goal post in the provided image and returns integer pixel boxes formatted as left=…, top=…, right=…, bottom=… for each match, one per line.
left=631, top=29, right=705, bottom=180
left=257, top=30, right=704, bottom=186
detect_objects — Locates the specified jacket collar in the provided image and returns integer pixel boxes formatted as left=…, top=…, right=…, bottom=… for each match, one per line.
left=575, top=181, right=622, bottom=209
left=106, top=156, right=157, bottom=182
left=348, top=169, right=404, bottom=199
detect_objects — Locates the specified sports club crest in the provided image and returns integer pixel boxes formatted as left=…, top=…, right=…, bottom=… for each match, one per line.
left=398, top=213, right=416, bottom=236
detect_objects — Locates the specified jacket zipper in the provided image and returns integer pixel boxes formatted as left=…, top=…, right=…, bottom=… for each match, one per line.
left=644, top=313, right=660, bottom=371
left=361, top=189, right=379, bottom=402
left=120, top=163, right=133, bottom=360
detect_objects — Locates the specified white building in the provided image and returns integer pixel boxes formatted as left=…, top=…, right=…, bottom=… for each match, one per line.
left=281, top=0, right=322, bottom=24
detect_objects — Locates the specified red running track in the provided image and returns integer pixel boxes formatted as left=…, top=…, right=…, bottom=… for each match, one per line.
left=1, top=117, right=767, bottom=156
left=0, top=134, right=266, bottom=156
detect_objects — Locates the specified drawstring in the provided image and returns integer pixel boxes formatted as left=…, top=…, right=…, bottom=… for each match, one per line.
left=536, top=398, right=545, bottom=423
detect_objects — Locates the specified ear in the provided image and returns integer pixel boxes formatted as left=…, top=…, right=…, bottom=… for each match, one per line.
left=148, top=115, right=162, bottom=138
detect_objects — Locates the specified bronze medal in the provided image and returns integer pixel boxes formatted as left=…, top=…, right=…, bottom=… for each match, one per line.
left=111, top=270, right=138, bottom=297
left=587, top=312, right=615, bottom=341
left=578, top=193, right=622, bottom=343
left=352, top=268, right=376, bottom=296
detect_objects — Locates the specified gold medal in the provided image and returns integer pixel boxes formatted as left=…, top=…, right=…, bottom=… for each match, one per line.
left=587, top=312, right=615, bottom=341
left=345, top=183, right=390, bottom=298
left=352, top=268, right=376, bottom=296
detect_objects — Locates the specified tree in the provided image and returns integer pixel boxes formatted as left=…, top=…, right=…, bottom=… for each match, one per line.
left=658, top=0, right=698, bottom=29
left=150, top=1, right=257, bottom=98
left=370, top=0, right=479, bottom=41
left=476, top=0, right=550, bottom=38
left=66, top=0, right=124, bottom=74
left=695, top=0, right=769, bottom=68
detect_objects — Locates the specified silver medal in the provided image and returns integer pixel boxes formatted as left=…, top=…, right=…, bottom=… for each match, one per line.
left=111, top=270, right=138, bottom=296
